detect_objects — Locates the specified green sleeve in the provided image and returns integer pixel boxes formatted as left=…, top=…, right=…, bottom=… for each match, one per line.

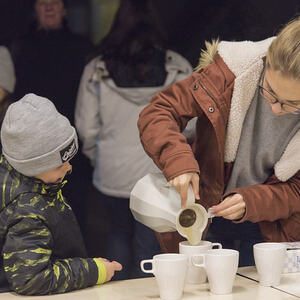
left=3, top=216, right=99, bottom=295
left=93, top=258, right=107, bottom=284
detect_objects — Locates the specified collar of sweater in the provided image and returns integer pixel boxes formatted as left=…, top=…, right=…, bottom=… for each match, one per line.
left=197, top=38, right=300, bottom=181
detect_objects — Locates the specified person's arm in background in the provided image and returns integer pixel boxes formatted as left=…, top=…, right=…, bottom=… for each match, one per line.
left=3, top=216, right=121, bottom=295
left=75, top=59, right=101, bottom=166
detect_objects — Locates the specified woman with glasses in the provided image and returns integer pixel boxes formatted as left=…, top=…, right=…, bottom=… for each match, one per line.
left=138, top=17, right=300, bottom=266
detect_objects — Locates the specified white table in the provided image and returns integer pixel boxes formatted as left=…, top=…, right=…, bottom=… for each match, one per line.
left=1, top=270, right=297, bottom=300
left=238, top=266, right=300, bottom=298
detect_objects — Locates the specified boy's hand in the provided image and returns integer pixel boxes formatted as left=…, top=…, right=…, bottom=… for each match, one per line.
left=211, top=193, right=245, bottom=220
left=99, top=258, right=122, bottom=282
left=169, top=172, right=200, bottom=207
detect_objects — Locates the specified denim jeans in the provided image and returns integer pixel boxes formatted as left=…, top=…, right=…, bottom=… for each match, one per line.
left=100, top=192, right=161, bottom=280
left=206, top=217, right=263, bottom=267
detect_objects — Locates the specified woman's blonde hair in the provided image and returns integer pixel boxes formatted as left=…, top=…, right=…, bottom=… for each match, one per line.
left=266, top=17, right=300, bottom=79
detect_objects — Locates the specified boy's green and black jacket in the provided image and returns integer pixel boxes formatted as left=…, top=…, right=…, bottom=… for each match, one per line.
left=0, top=155, right=105, bottom=295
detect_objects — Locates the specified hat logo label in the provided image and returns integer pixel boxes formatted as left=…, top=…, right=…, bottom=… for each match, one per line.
left=60, top=139, right=77, bottom=162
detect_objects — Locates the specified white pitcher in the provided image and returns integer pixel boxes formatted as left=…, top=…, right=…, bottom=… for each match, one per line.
left=130, top=173, right=209, bottom=245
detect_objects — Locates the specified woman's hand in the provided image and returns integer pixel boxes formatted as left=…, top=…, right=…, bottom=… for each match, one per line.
left=211, top=193, right=246, bottom=220
left=169, top=172, right=200, bottom=207
left=98, top=258, right=122, bottom=282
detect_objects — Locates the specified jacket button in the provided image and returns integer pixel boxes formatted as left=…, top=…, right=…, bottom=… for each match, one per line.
left=193, top=84, right=198, bottom=90
left=208, top=107, right=215, bottom=113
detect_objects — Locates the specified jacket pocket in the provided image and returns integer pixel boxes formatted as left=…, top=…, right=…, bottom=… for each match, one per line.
left=279, top=213, right=300, bottom=241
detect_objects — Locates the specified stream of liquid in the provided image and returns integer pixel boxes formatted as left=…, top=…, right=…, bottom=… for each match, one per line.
left=183, top=226, right=203, bottom=246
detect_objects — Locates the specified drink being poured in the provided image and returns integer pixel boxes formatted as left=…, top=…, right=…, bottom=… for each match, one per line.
left=178, top=207, right=204, bottom=246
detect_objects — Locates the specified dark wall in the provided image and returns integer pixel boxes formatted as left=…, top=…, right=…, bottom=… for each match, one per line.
left=1, top=0, right=300, bottom=65
left=153, top=0, right=300, bottom=66
left=0, top=0, right=33, bottom=46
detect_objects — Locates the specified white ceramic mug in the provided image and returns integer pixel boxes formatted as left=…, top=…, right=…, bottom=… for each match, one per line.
left=140, top=253, right=188, bottom=300
left=253, top=242, right=286, bottom=287
left=192, top=249, right=239, bottom=294
left=179, top=240, right=222, bottom=284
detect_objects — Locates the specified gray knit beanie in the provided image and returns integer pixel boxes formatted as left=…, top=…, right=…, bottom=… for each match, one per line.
left=0, top=47, right=16, bottom=93
left=1, top=93, right=78, bottom=176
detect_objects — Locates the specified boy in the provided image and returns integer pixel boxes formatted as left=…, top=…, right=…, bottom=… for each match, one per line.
left=0, top=93, right=122, bottom=295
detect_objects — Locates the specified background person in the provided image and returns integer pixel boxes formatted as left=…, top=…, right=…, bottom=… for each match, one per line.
left=11, top=0, right=93, bottom=233
left=0, top=47, right=15, bottom=133
left=75, top=0, right=193, bottom=280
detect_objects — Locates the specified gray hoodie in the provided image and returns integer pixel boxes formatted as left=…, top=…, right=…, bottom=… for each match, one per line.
left=75, top=50, right=193, bottom=197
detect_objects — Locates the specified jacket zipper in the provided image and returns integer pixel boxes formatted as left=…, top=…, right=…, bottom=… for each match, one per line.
left=198, top=79, right=226, bottom=189
left=198, top=77, right=226, bottom=198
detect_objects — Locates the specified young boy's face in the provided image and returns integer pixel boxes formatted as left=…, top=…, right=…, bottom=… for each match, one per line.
left=34, top=161, right=72, bottom=184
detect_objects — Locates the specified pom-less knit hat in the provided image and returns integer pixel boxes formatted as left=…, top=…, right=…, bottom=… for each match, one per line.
left=0, top=46, right=16, bottom=93
left=1, top=93, right=78, bottom=176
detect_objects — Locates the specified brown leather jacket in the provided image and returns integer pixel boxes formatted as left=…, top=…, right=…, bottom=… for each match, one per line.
left=138, top=40, right=300, bottom=253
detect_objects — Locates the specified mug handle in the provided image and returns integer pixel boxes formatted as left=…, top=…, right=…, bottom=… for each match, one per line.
left=211, top=242, right=222, bottom=249
left=140, top=259, right=154, bottom=274
left=191, top=254, right=205, bottom=268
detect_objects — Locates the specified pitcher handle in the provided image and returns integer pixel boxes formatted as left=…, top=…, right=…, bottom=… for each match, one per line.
left=163, top=183, right=195, bottom=204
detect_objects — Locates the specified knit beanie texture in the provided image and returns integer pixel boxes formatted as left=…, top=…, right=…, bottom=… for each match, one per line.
left=0, top=47, right=16, bottom=93
left=1, top=93, right=78, bottom=176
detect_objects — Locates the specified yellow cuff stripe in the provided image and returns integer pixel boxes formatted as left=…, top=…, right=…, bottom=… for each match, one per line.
left=93, top=258, right=107, bottom=285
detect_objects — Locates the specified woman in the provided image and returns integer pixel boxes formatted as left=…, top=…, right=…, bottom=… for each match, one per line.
left=138, top=17, right=300, bottom=266
left=75, top=0, right=193, bottom=280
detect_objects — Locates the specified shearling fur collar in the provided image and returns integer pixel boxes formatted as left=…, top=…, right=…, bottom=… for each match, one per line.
left=196, top=37, right=300, bottom=182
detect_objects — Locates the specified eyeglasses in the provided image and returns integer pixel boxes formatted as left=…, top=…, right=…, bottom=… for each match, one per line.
left=258, top=74, right=300, bottom=115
